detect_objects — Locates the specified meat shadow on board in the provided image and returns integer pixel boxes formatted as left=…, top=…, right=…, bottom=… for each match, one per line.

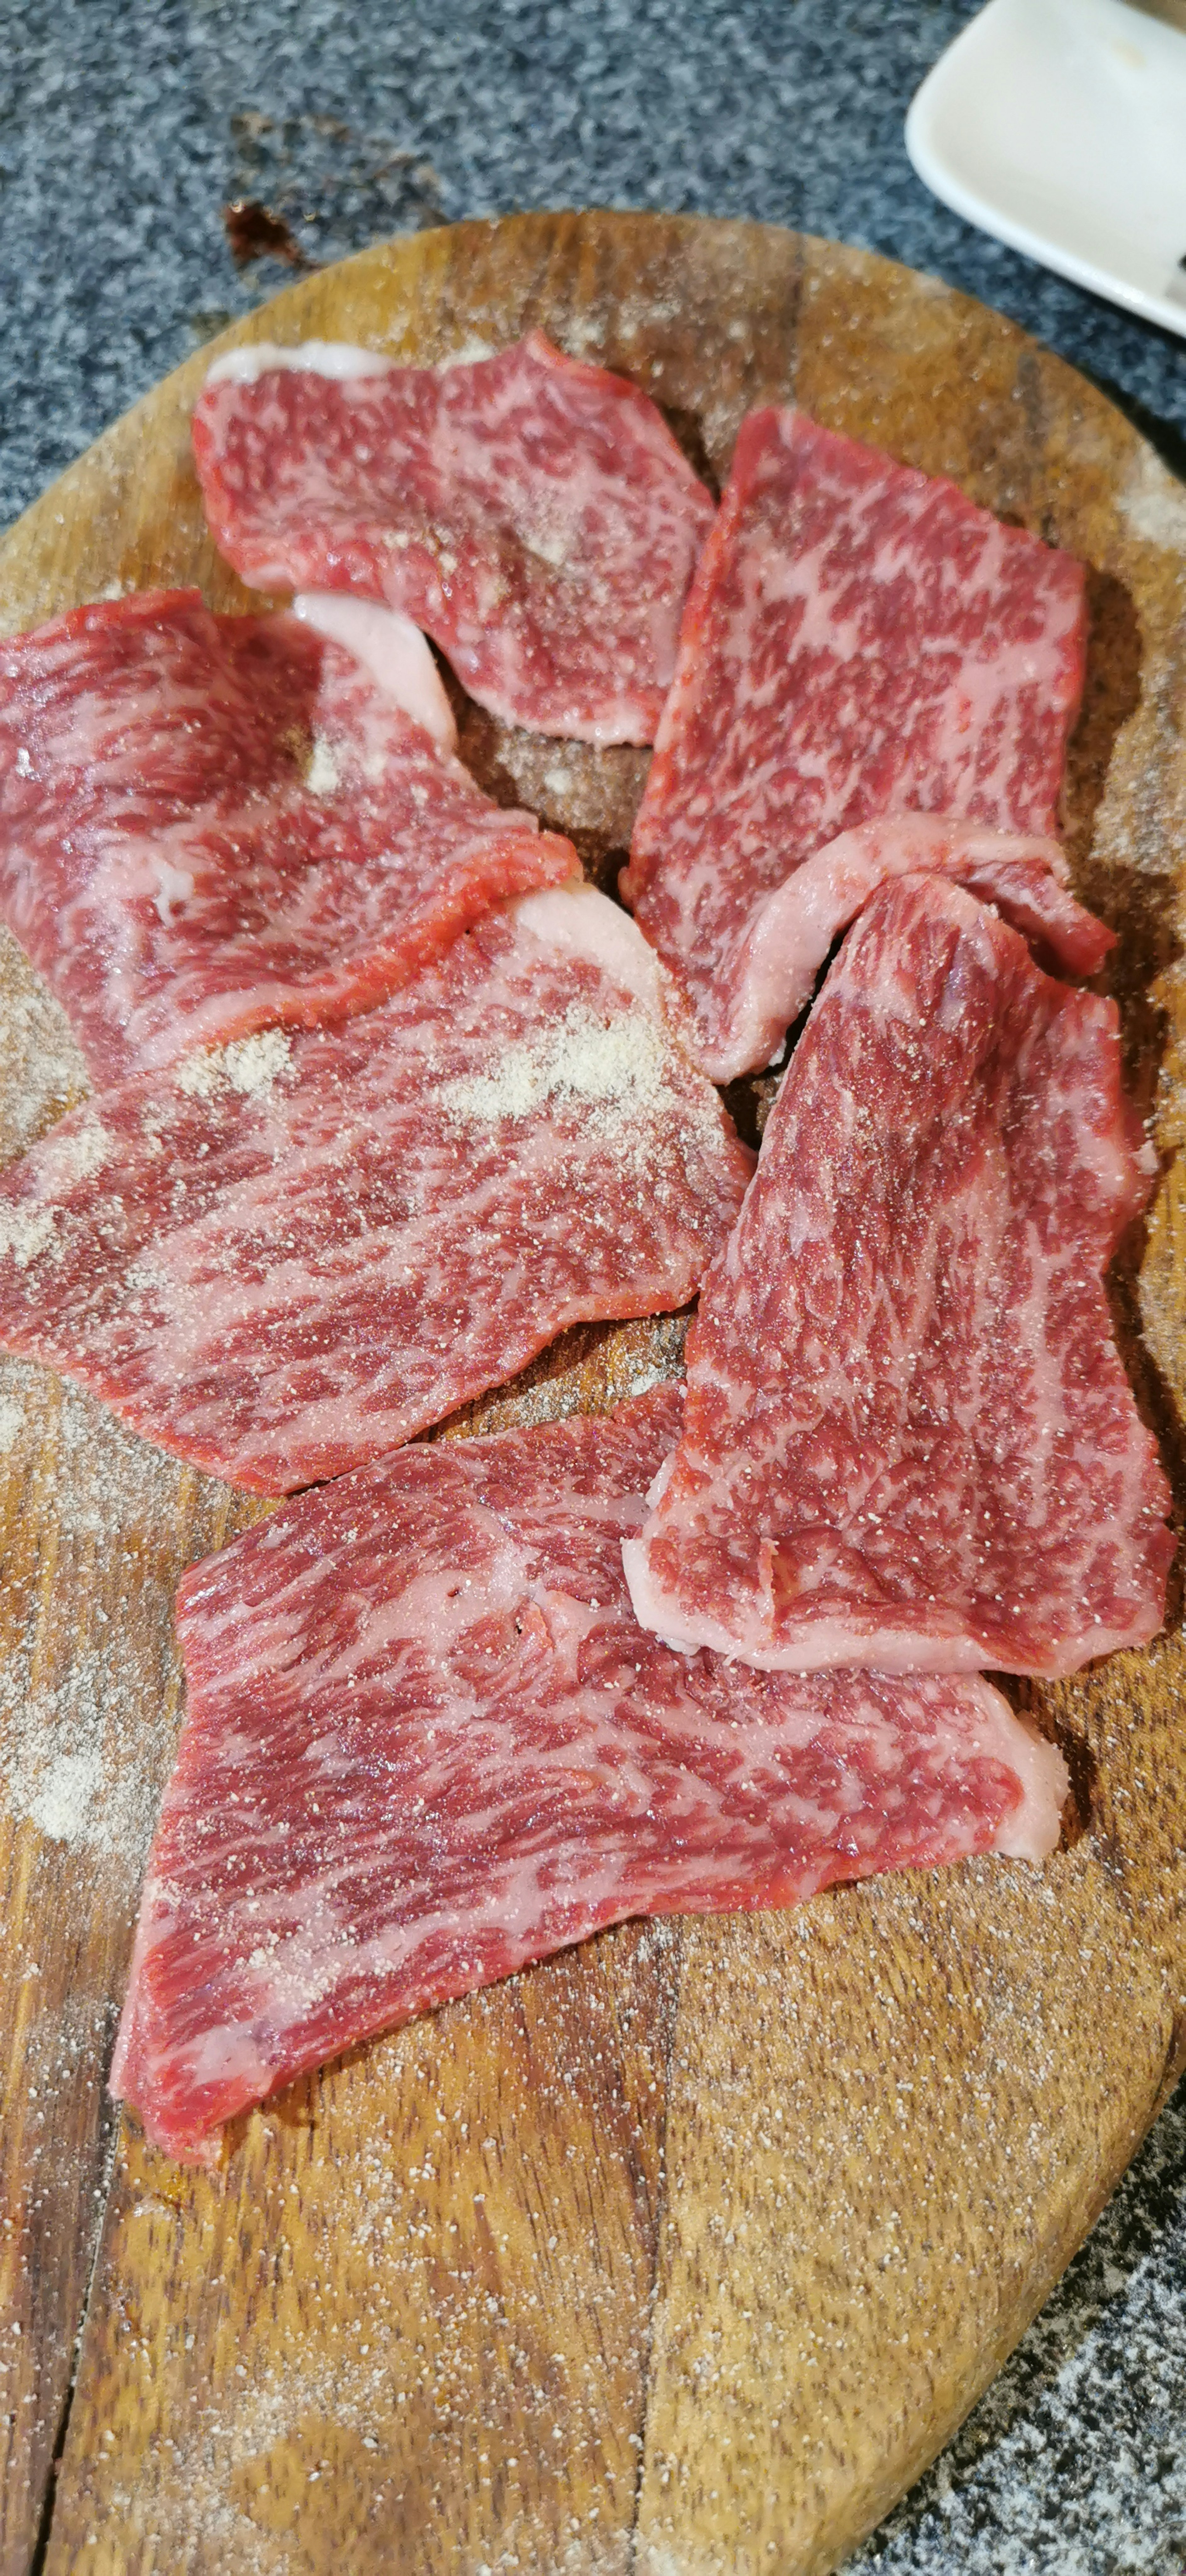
left=655, top=402, right=723, bottom=507
left=1062, top=567, right=1186, bottom=1646
left=450, top=683, right=650, bottom=900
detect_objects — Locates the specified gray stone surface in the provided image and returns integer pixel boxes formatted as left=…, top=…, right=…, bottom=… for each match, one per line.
left=3, top=3, right=1185, bottom=2566
left=851, top=2082, right=1186, bottom=2573
left=2, top=0, right=1184, bottom=533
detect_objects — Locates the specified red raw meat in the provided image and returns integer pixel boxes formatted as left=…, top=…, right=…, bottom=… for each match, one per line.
left=110, top=1382, right=1068, bottom=2164
left=192, top=331, right=716, bottom=744
left=0, top=885, right=751, bottom=1492
left=622, top=408, right=1090, bottom=1078
left=687, top=815, right=1114, bottom=1082
left=623, top=874, right=1172, bottom=1675
left=0, top=587, right=579, bottom=1085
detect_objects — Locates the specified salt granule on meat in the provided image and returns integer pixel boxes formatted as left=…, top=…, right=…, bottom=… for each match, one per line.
left=110, top=1383, right=1068, bottom=2165
left=622, top=407, right=1089, bottom=1079
left=0, top=885, right=751, bottom=1493
left=192, top=330, right=716, bottom=743
left=0, top=587, right=580, bottom=1085
left=623, top=874, right=1172, bottom=1676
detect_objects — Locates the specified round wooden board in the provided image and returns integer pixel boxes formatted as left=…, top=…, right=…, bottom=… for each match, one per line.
left=1, top=211, right=1185, bottom=2576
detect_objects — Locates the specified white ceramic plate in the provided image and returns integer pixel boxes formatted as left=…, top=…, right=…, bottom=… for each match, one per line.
left=907, top=0, right=1186, bottom=339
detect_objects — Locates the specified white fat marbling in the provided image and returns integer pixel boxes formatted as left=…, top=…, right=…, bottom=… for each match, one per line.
left=513, top=883, right=667, bottom=1019
left=205, top=340, right=394, bottom=388
left=294, top=594, right=458, bottom=750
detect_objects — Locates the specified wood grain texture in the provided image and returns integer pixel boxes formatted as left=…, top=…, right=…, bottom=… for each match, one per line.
left=0, top=210, right=1182, bottom=2576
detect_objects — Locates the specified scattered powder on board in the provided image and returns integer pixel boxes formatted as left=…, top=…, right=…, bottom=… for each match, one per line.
left=1120, top=448, right=1186, bottom=557
left=437, top=333, right=497, bottom=368
left=3, top=1640, right=162, bottom=1871
left=437, top=1310, right=687, bottom=1442
left=72, top=1947, right=670, bottom=2566
left=0, top=929, right=89, bottom=1165
left=562, top=291, right=681, bottom=360
left=18, top=1745, right=105, bottom=1846
left=0, top=1372, right=205, bottom=1872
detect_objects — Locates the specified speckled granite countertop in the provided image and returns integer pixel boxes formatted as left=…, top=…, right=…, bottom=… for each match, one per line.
left=3, top=4, right=1185, bottom=2568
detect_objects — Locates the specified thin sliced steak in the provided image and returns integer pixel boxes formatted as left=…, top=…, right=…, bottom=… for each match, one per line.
left=0, top=885, right=752, bottom=1492
left=0, top=587, right=578, bottom=1085
left=111, top=1383, right=1068, bottom=2164
left=704, top=815, right=1114, bottom=1081
left=192, top=331, right=716, bottom=744
left=623, top=875, right=1172, bottom=1675
left=622, top=408, right=1089, bottom=1078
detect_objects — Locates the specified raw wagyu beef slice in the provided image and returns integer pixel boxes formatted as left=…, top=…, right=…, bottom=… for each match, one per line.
left=192, top=330, right=716, bottom=744
left=111, top=1383, right=1068, bottom=2165
left=692, top=814, right=1114, bottom=1086
left=623, top=874, right=1172, bottom=1676
left=0, top=885, right=752, bottom=1494
left=622, top=406, right=1089, bottom=1079
left=0, top=587, right=578, bottom=1086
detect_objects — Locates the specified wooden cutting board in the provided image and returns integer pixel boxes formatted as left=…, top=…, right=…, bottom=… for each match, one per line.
left=1, top=209, right=1185, bottom=2576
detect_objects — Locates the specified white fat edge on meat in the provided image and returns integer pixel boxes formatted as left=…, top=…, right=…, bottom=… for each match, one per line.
left=204, top=340, right=395, bottom=387
left=965, top=1683, right=1069, bottom=1859
left=293, top=594, right=459, bottom=753
left=623, top=1507, right=991, bottom=1673
left=512, top=883, right=669, bottom=1018
left=620, top=1532, right=713, bottom=1655
left=713, top=817, right=1074, bottom=1082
